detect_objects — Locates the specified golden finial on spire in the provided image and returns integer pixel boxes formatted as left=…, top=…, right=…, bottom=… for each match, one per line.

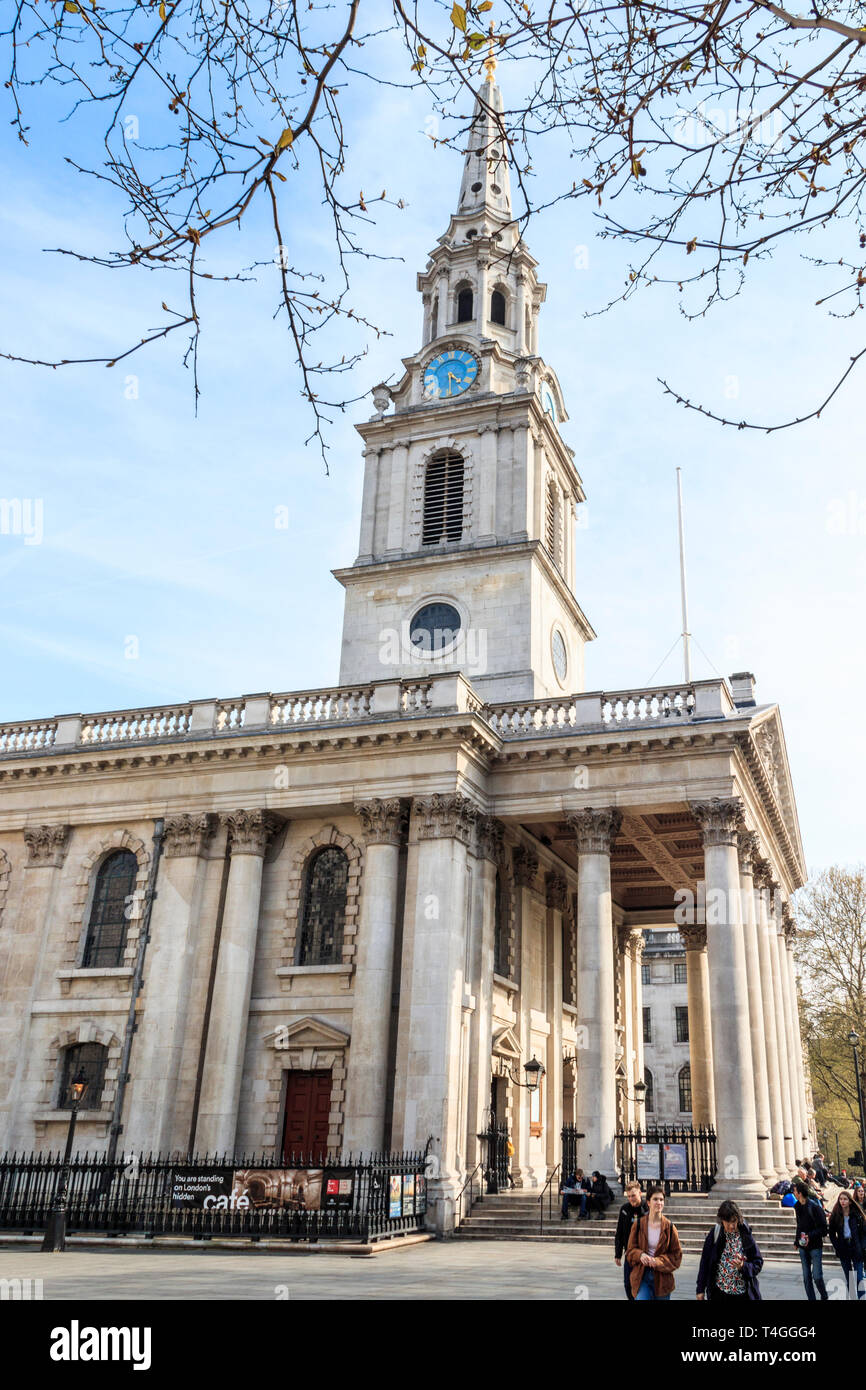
left=483, top=23, right=497, bottom=83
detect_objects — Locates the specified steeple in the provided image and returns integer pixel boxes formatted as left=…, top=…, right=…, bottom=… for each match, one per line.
left=455, top=66, right=512, bottom=225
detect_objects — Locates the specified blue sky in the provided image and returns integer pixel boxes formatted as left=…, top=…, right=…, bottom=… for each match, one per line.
left=0, top=27, right=863, bottom=873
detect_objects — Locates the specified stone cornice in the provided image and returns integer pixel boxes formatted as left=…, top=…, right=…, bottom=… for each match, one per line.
left=354, top=798, right=407, bottom=847
left=565, top=807, right=622, bottom=855
left=23, top=823, right=70, bottom=867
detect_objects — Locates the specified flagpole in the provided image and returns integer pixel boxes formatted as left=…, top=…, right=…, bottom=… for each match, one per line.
left=676, top=468, right=692, bottom=683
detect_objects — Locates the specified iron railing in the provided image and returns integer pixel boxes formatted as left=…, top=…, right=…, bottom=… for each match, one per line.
left=538, top=1163, right=561, bottom=1234
left=0, top=1149, right=428, bottom=1244
left=616, top=1125, right=717, bottom=1193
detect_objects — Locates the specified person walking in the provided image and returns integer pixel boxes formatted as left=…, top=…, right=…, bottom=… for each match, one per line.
left=587, top=1171, right=614, bottom=1220
left=828, top=1188, right=866, bottom=1300
left=793, top=1178, right=829, bottom=1301
left=695, top=1199, right=764, bottom=1302
left=615, top=1182, right=648, bottom=1299
left=626, top=1187, right=683, bottom=1301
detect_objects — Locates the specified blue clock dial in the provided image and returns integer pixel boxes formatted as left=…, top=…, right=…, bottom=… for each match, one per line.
left=423, top=348, right=479, bottom=400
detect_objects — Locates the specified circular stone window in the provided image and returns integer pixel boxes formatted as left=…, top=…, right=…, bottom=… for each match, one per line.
left=551, top=628, right=568, bottom=686
left=410, top=602, right=462, bottom=655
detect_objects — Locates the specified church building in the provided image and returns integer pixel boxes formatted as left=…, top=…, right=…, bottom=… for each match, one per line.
left=0, top=69, right=812, bottom=1233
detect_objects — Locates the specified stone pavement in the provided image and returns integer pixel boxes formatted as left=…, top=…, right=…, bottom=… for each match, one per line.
left=0, top=1241, right=825, bottom=1301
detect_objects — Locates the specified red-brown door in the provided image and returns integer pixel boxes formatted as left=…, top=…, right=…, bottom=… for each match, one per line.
left=282, top=1071, right=332, bottom=1162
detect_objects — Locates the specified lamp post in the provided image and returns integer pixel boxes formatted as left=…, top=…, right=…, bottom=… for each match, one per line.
left=849, top=1031, right=866, bottom=1176
left=41, top=1069, right=88, bottom=1252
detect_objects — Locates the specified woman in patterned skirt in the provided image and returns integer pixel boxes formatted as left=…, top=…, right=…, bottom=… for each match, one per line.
left=696, top=1199, right=764, bottom=1301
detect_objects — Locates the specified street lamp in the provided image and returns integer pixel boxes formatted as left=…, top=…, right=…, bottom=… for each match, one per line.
left=41, top=1069, right=88, bottom=1252
left=848, top=1030, right=866, bottom=1177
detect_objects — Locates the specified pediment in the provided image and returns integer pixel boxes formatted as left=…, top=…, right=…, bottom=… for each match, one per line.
left=263, top=1016, right=350, bottom=1050
left=743, top=706, right=806, bottom=887
left=492, top=1025, right=521, bottom=1059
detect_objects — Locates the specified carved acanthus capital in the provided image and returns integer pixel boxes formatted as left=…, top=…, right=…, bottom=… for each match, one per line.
left=512, top=845, right=539, bottom=889
left=781, top=901, right=797, bottom=944
left=565, top=807, right=622, bottom=855
left=545, top=871, right=569, bottom=912
left=618, top=925, right=645, bottom=960
left=412, top=794, right=479, bottom=846
left=222, top=808, right=281, bottom=857
left=23, top=824, right=71, bottom=867
left=752, top=856, right=774, bottom=892
left=164, top=812, right=217, bottom=859
left=690, top=797, right=745, bottom=848
left=476, top=814, right=505, bottom=864
left=737, top=829, right=760, bottom=876
left=678, top=923, right=708, bottom=953
left=355, top=798, right=407, bottom=847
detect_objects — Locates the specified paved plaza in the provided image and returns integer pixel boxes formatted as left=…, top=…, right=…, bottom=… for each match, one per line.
left=0, top=1240, right=820, bottom=1301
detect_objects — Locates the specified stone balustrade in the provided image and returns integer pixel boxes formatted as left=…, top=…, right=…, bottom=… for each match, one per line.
left=0, top=676, right=739, bottom=757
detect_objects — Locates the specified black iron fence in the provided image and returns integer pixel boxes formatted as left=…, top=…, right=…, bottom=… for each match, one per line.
left=616, top=1125, right=717, bottom=1193
left=0, top=1149, right=428, bottom=1243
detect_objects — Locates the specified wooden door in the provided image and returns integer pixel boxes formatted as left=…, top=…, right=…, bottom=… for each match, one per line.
left=282, top=1071, right=332, bottom=1162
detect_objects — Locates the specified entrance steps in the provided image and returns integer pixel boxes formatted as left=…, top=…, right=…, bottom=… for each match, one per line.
left=454, top=1190, right=799, bottom=1260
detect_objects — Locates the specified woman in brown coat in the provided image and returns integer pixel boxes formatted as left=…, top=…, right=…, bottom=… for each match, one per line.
left=626, top=1187, right=683, bottom=1300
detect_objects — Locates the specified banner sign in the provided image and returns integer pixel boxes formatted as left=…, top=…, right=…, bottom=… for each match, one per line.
left=321, top=1171, right=355, bottom=1211
left=171, top=1167, right=325, bottom=1212
left=636, top=1144, right=661, bottom=1180
left=401, top=1174, right=415, bottom=1216
left=170, top=1169, right=233, bottom=1208
left=662, top=1144, right=688, bottom=1181
left=388, top=1174, right=402, bottom=1219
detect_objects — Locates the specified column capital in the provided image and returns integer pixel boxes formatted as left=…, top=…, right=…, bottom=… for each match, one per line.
left=545, top=870, right=568, bottom=912
left=164, top=812, right=217, bottom=859
left=354, top=798, right=407, bottom=847
left=512, top=844, right=539, bottom=888
left=678, top=922, right=708, bottom=952
left=475, top=814, right=505, bottom=864
left=752, top=856, right=774, bottom=891
left=781, top=901, right=796, bottom=943
left=411, top=793, right=478, bottom=845
left=690, top=797, right=745, bottom=847
left=737, top=829, right=760, bottom=875
left=23, top=823, right=71, bottom=867
left=618, top=925, right=645, bottom=959
left=565, top=807, right=622, bottom=854
left=222, top=808, right=281, bottom=857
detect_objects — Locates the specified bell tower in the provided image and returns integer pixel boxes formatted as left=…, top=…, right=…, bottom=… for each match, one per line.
left=333, top=64, right=595, bottom=702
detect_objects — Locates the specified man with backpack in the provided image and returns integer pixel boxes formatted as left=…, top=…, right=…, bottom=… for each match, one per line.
left=793, top=1177, right=829, bottom=1300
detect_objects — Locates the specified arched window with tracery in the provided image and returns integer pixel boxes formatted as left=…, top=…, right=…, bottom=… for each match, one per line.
left=422, top=450, right=464, bottom=546
left=644, top=1067, right=655, bottom=1114
left=457, top=286, right=474, bottom=322
left=678, top=1063, right=692, bottom=1114
left=82, top=850, right=137, bottom=968
left=296, top=846, right=348, bottom=965
left=545, top=478, right=563, bottom=574
left=58, top=1042, right=107, bottom=1110
left=491, top=289, right=506, bottom=326
left=493, top=869, right=508, bottom=976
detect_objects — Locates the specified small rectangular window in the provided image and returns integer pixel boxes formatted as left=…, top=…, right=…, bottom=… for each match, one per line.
left=643, top=1006, right=652, bottom=1044
left=675, top=1005, right=690, bottom=1043
left=674, top=961, right=687, bottom=985
left=641, top=962, right=651, bottom=986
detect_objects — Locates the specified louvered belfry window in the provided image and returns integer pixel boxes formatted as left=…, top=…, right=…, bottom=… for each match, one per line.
left=422, top=450, right=464, bottom=545
left=545, top=479, right=562, bottom=573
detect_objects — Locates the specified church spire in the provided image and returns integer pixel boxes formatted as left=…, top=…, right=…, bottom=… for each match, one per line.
left=455, top=61, right=512, bottom=225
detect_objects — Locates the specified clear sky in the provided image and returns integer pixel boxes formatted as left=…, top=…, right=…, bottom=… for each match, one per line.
left=0, top=24, right=863, bottom=874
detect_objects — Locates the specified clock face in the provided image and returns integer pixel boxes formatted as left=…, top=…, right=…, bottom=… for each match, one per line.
left=423, top=349, right=479, bottom=401
left=542, top=386, right=557, bottom=421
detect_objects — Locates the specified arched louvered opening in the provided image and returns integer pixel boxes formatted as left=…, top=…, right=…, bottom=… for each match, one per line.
left=457, top=287, right=474, bottom=322
left=545, top=479, right=563, bottom=574
left=491, top=289, right=507, bottom=326
left=422, top=450, right=464, bottom=545
left=59, top=1042, right=107, bottom=1110
left=493, top=869, right=508, bottom=976
left=296, top=846, right=348, bottom=966
left=431, top=294, right=439, bottom=340
left=82, top=849, right=138, bottom=968
left=678, top=1064, right=692, bottom=1114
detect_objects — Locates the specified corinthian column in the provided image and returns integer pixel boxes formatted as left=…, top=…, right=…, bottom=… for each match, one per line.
left=390, top=794, right=478, bottom=1233
left=738, top=831, right=775, bottom=1182
left=566, top=807, right=621, bottom=1176
left=782, top=909, right=810, bottom=1152
left=690, top=798, right=763, bottom=1193
left=753, top=859, right=787, bottom=1176
left=342, top=799, right=407, bottom=1153
left=195, top=809, right=279, bottom=1155
left=125, top=813, right=216, bottom=1154
left=766, top=879, right=796, bottom=1168
left=777, top=902, right=804, bottom=1162
left=678, top=924, right=716, bottom=1128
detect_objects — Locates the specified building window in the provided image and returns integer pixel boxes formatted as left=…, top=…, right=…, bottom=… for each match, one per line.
left=678, top=1064, right=692, bottom=1113
left=644, top=1068, right=654, bottom=1114
left=493, top=870, right=508, bottom=976
left=674, top=961, right=687, bottom=984
left=58, top=1042, right=106, bottom=1110
left=490, top=289, right=506, bottom=325
left=81, top=850, right=137, bottom=968
left=641, top=962, right=650, bottom=986
left=675, top=1006, right=690, bottom=1043
left=643, top=1006, right=652, bottom=1044
left=422, top=450, right=464, bottom=546
left=296, top=846, right=348, bottom=966
left=457, top=287, right=474, bottom=322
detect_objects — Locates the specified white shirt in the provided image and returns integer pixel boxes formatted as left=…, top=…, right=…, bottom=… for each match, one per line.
left=647, top=1222, right=662, bottom=1256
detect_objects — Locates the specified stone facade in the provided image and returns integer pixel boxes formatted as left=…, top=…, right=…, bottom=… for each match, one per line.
left=0, top=73, right=813, bottom=1230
